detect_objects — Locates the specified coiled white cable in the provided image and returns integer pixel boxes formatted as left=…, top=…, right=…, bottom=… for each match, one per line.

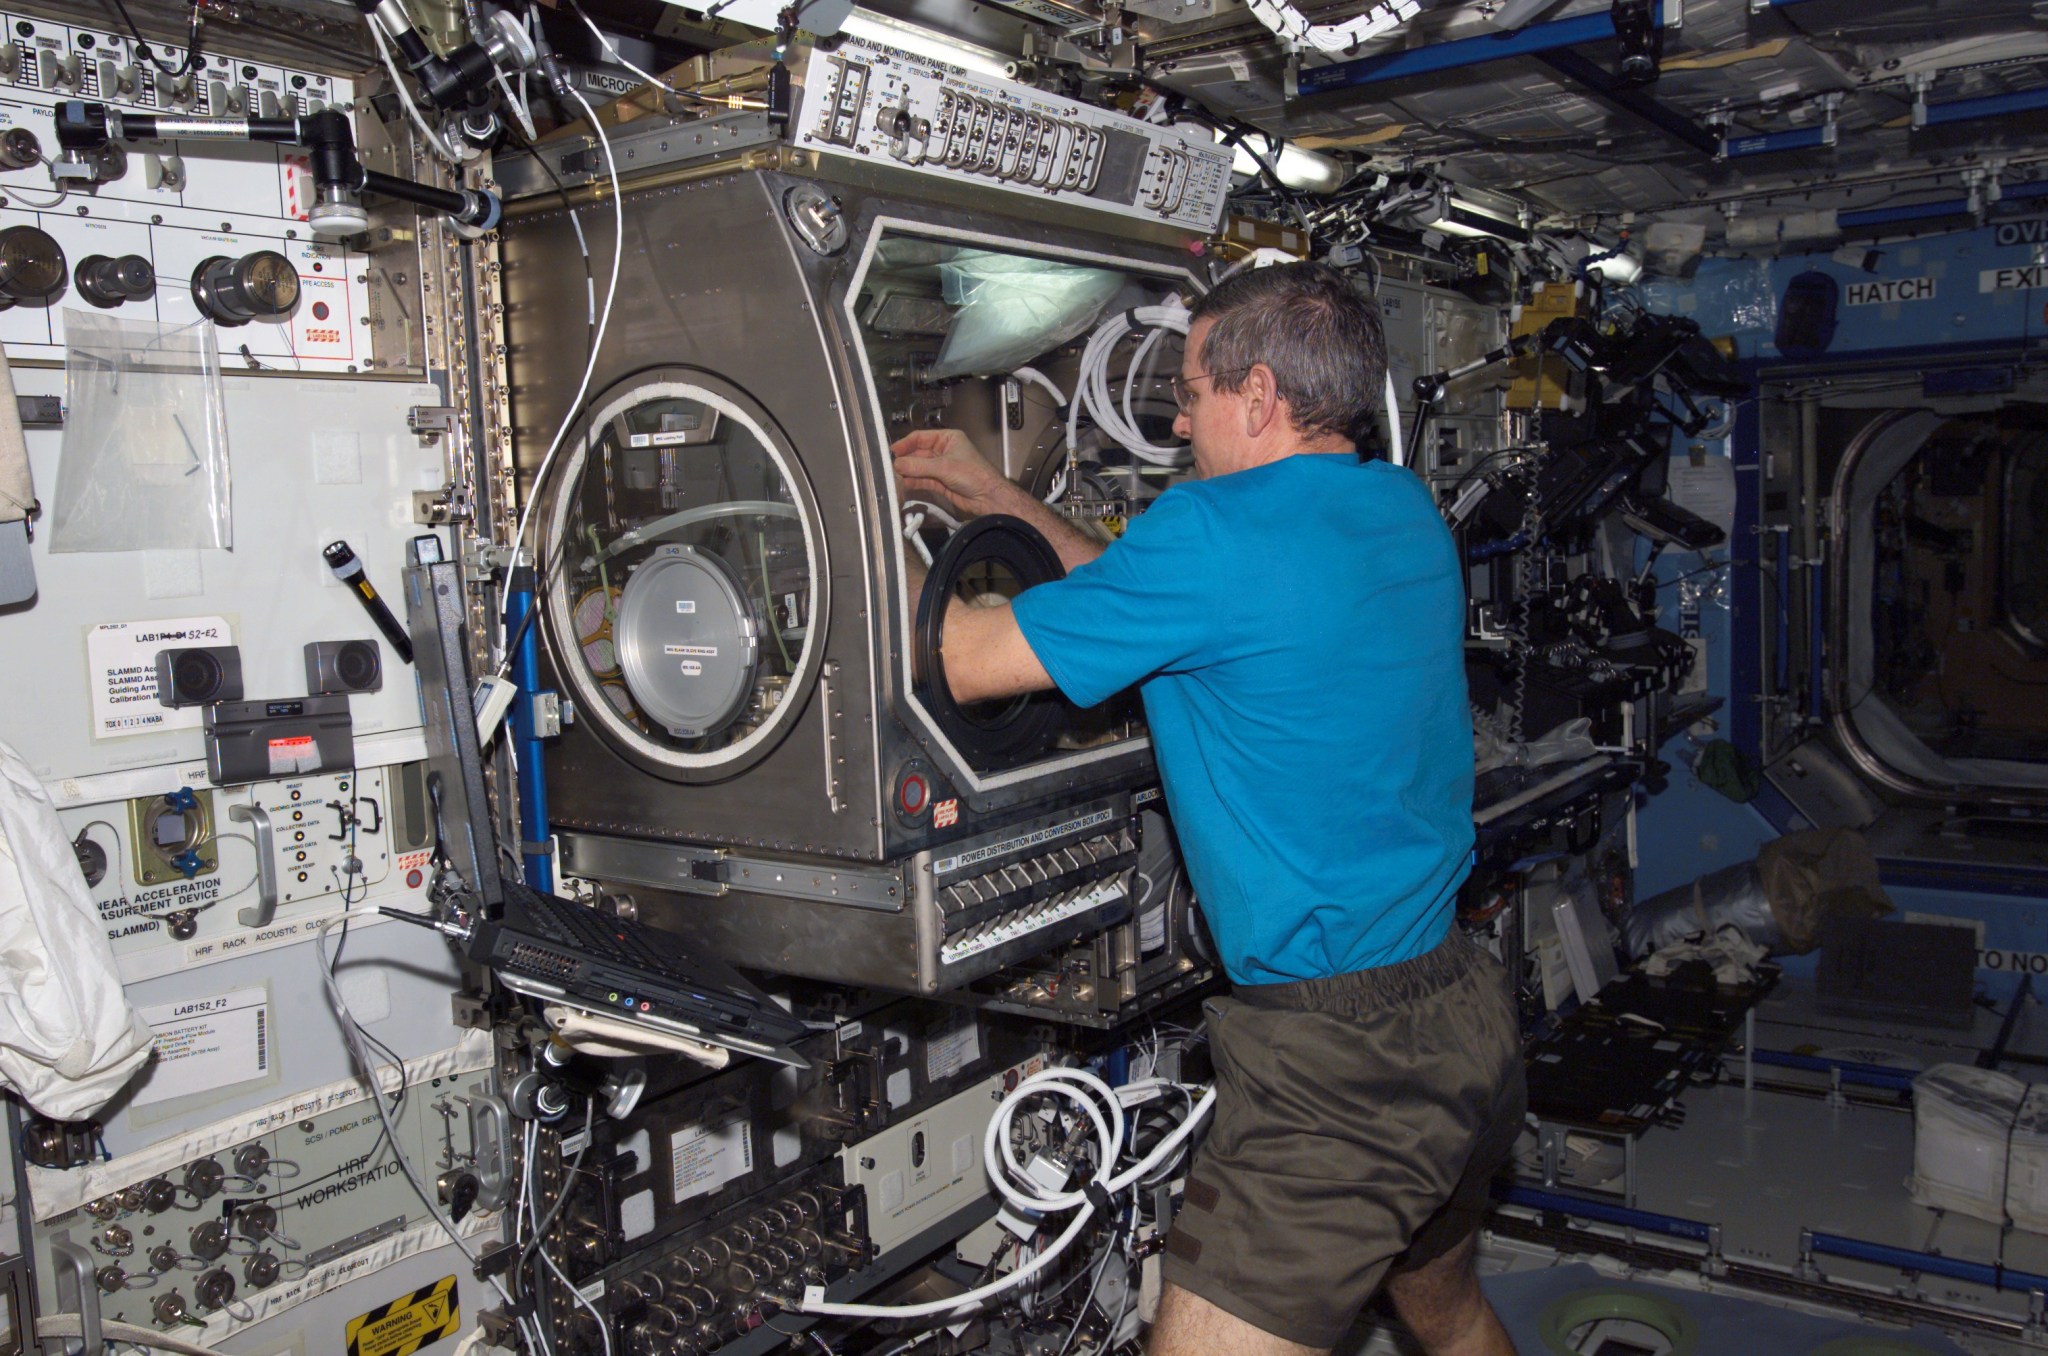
left=1244, top=0, right=1420, bottom=54
left=795, top=1065, right=1213, bottom=1320
left=1070, top=306, right=1192, bottom=469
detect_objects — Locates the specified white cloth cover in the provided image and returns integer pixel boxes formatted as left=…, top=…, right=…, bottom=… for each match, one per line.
left=542, top=1003, right=728, bottom=1069
left=0, top=738, right=152, bottom=1118
left=0, top=351, right=31, bottom=524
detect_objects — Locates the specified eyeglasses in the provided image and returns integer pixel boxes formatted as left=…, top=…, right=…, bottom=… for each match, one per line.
left=1170, top=367, right=1252, bottom=412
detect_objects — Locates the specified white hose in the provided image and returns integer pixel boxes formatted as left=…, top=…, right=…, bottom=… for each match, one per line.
left=903, top=510, right=934, bottom=567
left=1244, top=0, right=1419, bottom=53
left=1071, top=305, right=1193, bottom=469
left=500, top=87, right=623, bottom=677
left=39, top=1317, right=234, bottom=1355
left=1012, top=366, right=1068, bottom=408
left=796, top=1066, right=1214, bottom=1320
left=585, top=499, right=799, bottom=567
left=1383, top=366, right=1404, bottom=467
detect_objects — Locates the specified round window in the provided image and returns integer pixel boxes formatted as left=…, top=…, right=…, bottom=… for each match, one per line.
left=538, top=372, right=824, bottom=777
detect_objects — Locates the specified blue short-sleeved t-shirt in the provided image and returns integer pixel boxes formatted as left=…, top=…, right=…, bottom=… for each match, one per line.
left=1009, top=453, right=1474, bottom=986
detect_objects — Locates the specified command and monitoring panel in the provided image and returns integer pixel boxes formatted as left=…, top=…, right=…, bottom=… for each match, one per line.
left=792, top=34, right=1233, bottom=234
left=0, top=9, right=372, bottom=371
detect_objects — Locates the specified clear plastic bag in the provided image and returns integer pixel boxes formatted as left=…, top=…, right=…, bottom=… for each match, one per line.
left=930, top=251, right=1124, bottom=379
left=47, top=312, right=232, bottom=553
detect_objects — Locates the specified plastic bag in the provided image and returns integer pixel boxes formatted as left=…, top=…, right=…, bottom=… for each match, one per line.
left=1712, top=257, right=1778, bottom=336
left=1758, top=826, right=1891, bottom=953
left=930, top=251, right=1124, bottom=379
left=1474, top=715, right=1597, bottom=776
left=47, top=311, right=232, bottom=552
left=1624, top=827, right=1892, bottom=958
left=1626, top=860, right=1780, bottom=958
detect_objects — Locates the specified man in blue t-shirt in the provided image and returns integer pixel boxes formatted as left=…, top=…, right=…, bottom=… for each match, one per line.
left=894, top=262, right=1523, bottom=1356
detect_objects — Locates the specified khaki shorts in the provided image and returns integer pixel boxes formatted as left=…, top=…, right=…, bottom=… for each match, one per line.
left=1161, top=927, right=1527, bottom=1349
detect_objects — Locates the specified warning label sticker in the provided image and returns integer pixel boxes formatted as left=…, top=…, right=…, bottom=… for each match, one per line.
left=345, top=1275, right=460, bottom=1356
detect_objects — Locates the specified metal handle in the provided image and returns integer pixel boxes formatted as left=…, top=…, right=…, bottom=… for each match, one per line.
left=229, top=803, right=278, bottom=927
left=468, top=1094, right=515, bottom=1211
left=51, top=1241, right=102, bottom=1356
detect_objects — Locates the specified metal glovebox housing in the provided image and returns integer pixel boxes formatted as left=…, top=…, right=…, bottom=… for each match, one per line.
left=500, top=168, right=1201, bottom=992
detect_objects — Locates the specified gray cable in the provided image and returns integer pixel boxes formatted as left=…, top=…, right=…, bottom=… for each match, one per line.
left=317, top=919, right=540, bottom=1353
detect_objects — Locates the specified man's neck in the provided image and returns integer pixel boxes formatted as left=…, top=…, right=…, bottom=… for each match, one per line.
left=1208, top=439, right=1357, bottom=477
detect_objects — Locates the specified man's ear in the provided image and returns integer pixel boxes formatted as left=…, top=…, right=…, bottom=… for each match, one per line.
left=1241, top=364, right=1282, bottom=438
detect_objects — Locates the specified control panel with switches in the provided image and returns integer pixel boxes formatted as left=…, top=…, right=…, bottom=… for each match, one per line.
left=62, top=762, right=435, bottom=978
left=791, top=34, right=1232, bottom=235
left=0, top=10, right=369, bottom=369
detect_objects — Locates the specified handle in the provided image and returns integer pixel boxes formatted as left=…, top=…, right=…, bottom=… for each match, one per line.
left=228, top=803, right=278, bottom=928
left=468, top=1094, right=515, bottom=1211
left=51, top=1241, right=102, bottom=1356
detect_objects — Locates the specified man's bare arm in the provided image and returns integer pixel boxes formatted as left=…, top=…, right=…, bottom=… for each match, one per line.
left=980, top=483, right=1105, bottom=573
left=903, top=553, right=1056, bottom=705
left=941, top=600, right=1055, bottom=704
left=892, top=429, right=1104, bottom=571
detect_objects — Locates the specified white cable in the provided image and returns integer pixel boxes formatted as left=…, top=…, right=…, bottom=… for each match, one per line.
left=38, top=1316, right=237, bottom=1355
left=797, top=1067, right=1214, bottom=1319
left=1383, top=366, right=1404, bottom=468
left=499, top=87, right=623, bottom=672
left=364, top=13, right=460, bottom=164
left=909, top=500, right=962, bottom=533
left=496, top=65, right=539, bottom=141
left=540, top=1244, right=612, bottom=1356
left=1120, top=323, right=1173, bottom=460
left=529, top=1123, right=612, bottom=1356
left=1011, top=365, right=1073, bottom=505
left=1071, top=306, right=1192, bottom=469
left=317, top=920, right=542, bottom=1353
left=1012, top=366, right=1068, bottom=409
left=1244, top=0, right=1420, bottom=54
left=903, top=510, right=936, bottom=568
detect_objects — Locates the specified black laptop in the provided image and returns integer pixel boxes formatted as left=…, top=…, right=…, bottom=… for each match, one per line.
left=470, top=884, right=811, bottom=1067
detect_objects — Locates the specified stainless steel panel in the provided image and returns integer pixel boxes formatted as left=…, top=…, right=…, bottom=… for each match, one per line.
left=503, top=164, right=1187, bottom=990
left=558, top=831, right=905, bottom=910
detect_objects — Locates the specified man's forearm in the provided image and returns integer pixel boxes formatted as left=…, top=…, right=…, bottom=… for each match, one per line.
left=983, top=480, right=1104, bottom=572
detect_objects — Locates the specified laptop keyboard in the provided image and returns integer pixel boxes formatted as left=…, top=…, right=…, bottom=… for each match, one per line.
left=513, top=891, right=769, bottom=1019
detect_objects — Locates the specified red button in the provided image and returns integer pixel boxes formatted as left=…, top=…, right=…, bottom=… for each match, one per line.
left=405, top=868, right=423, bottom=889
left=899, top=774, right=928, bottom=815
left=311, top=301, right=330, bottom=320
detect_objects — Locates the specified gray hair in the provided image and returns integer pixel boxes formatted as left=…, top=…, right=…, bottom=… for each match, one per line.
left=1188, top=261, right=1386, bottom=446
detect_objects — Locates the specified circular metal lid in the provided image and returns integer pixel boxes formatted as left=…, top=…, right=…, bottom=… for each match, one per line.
left=614, top=545, right=760, bottom=739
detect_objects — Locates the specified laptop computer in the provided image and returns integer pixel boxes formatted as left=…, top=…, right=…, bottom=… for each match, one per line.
left=469, top=884, right=812, bottom=1068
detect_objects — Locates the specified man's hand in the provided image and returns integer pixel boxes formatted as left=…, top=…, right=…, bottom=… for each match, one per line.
left=892, top=429, right=1020, bottom=521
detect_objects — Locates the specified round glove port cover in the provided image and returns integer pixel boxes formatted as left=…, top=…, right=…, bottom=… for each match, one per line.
left=614, top=545, right=760, bottom=739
